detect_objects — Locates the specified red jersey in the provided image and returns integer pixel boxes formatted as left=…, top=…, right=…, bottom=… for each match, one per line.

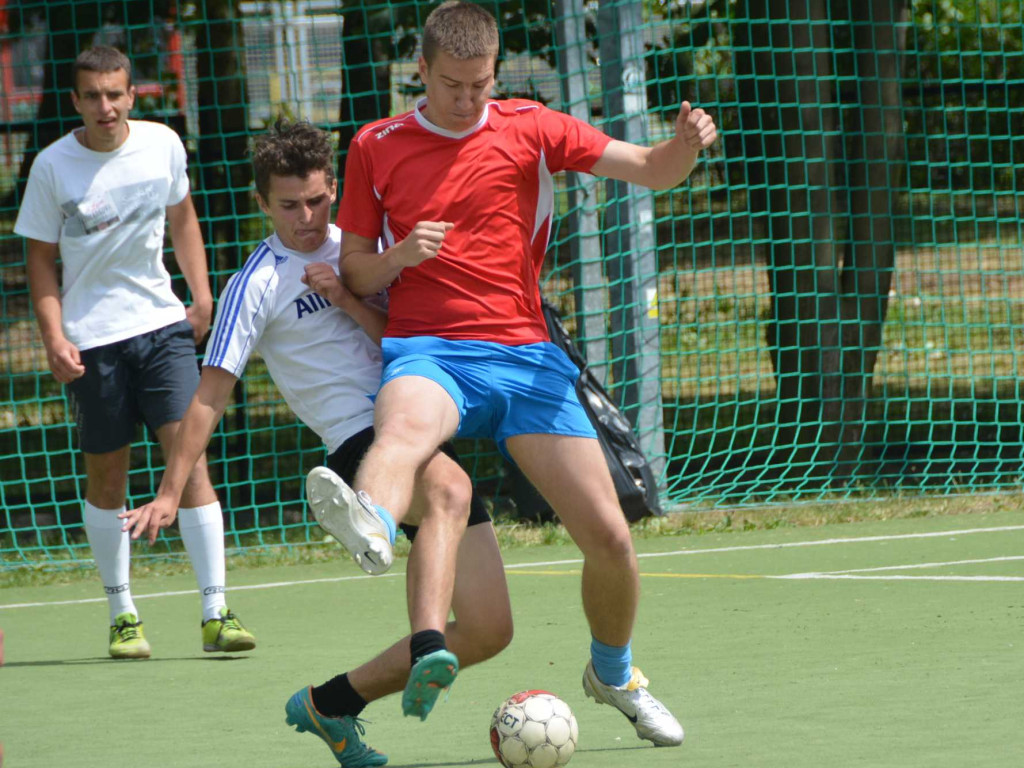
left=337, top=99, right=612, bottom=344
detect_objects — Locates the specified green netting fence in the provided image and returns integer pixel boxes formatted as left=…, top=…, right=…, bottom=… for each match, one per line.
left=1, top=0, right=1022, bottom=567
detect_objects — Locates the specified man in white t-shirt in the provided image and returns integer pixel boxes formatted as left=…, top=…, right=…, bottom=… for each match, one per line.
left=14, top=46, right=254, bottom=659
left=122, top=120, right=513, bottom=767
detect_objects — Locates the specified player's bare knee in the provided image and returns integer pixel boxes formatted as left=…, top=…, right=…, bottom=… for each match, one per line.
left=423, top=468, right=473, bottom=524
left=488, top=615, right=514, bottom=657
left=86, top=484, right=128, bottom=510
left=84, top=454, right=130, bottom=506
left=180, top=463, right=215, bottom=506
left=579, top=521, right=635, bottom=565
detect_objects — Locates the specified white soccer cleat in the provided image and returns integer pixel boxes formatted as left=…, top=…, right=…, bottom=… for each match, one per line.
left=305, top=466, right=394, bottom=575
left=582, top=661, right=684, bottom=747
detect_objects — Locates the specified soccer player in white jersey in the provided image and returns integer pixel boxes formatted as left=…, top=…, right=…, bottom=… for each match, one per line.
left=320, top=0, right=716, bottom=747
left=123, top=120, right=513, bottom=767
left=14, top=45, right=254, bottom=659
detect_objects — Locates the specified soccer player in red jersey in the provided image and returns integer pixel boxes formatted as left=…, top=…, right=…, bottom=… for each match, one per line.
left=316, top=0, right=716, bottom=745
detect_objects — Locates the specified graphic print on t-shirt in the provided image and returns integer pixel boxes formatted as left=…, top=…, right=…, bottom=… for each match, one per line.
left=59, top=180, right=163, bottom=237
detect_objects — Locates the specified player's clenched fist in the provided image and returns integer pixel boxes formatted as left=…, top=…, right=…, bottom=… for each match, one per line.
left=394, top=221, right=454, bottom=267
left=302, top=261, right=349, bottom=307
left=44, top=336, right=85, bottom=384
left=676, top=101, right=717, bottom=151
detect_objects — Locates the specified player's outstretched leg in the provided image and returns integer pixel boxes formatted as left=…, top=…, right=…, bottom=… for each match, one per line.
left=109, top=612, right=151, bottom=659
left=582, top=661, right=684, bottom=746
left=285, top=686, right=388, bottom=767
left=402, top=648, right=459, bottom=720
left=306, top=466, right=395, bottom=575
left=201, top=607, right=256, bottom=652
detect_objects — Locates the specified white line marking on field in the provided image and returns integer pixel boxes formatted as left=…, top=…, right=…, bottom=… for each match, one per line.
left=782, top=554, right=1024, bottom=578
left=0, top=571, right=401, bottom=610
left=775, top=574, right=1024, bottom=582
left=2, top=523, right=1022, bottom=610
left=503, top=524, right=1024, bottom=570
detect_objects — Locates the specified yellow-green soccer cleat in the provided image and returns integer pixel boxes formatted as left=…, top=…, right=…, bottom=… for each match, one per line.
left=402, top=649, right=459, bottom=720
left=202, top=607, right=256, bottom=653
left=109, top=612, right=151, bottom=659
left=285, top=686, right=388, bottom=767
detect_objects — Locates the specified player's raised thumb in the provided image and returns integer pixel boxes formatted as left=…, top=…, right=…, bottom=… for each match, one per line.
left=678, top=101, right=692, bottom=123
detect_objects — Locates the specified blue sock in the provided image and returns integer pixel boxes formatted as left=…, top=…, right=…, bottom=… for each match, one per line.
left=372, top=504, right=397, bottom=545
left=590, top=637, right=632, bottom=687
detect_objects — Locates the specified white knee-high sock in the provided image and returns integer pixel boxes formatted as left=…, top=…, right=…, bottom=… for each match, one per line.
left=82, top=501, right=137, bottom=623
left=178, top=502, right=227, bottom=622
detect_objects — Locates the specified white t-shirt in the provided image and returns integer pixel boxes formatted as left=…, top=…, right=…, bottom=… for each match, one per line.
left=203, top=225, right=380, bottom=453
left=14, top=120, right=191, bottom=350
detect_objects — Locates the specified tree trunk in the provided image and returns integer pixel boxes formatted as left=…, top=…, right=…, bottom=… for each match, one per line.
left=193, top=0, right=250, bottom=286
left=831, top=0, right=909, bottom=478
left=10, top=2, right=101, bottom=204
left=734, top=0, right=908, bottom=486
left=737, top=0, right=842, bottom=479
left=337, top=6, right=393, bottom=179
left=193, top=0, right=252, bottom=503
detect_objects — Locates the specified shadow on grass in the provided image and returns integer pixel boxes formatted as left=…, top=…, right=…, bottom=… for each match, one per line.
left=1, top=655, right=252, bottom=667
left=386, top=744, right=652, bottom=768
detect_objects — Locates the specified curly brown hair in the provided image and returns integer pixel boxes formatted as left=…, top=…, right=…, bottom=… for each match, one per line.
left=252, top=119, right=336, bottom=200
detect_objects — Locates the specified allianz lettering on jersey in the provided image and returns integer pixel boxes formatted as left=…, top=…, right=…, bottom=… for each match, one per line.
left=295, top=291, right=332, bottom=318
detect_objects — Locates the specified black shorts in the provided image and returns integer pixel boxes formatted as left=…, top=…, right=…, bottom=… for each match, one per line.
left=66, top=320, right=200, bottom=454
left=326, top=426, right=490, bottom=541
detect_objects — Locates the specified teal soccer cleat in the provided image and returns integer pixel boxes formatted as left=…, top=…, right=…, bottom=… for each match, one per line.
left=285, top=686, right=388, bottom=767
left=402, top=649, right=459, bottom=721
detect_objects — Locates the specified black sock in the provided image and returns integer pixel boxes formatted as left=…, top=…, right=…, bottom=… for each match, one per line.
left=409, top=629, right=447, bottom=665
left=310, top=673, right=367, bottom=719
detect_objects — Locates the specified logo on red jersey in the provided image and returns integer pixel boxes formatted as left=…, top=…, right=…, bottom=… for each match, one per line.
left=374, top=122, right=404, bottom=140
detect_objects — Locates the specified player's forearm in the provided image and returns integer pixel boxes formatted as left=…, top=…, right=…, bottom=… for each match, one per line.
left=168, top=197, right=213, bottom=307
left=647, top=137, right=701, bottom=189
left=25, top=243, right=66, bottom=344
left=156, top=371, right=233, bottom=503
left=594, top=137, right=703, bottom=192
left=157, top=401, right=221, bottom=504
left=341, top=247, right=403, bottom=297
left=342, top=299, right=388, bottom=346
left=171, top=226, right=213, bottom=307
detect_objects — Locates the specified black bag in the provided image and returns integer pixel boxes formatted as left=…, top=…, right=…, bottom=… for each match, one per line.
left=506, top=298, right=663, bottom=523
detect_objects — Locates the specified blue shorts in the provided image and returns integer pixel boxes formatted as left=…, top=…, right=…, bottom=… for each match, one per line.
left=380, top=336, right=597, bottom=456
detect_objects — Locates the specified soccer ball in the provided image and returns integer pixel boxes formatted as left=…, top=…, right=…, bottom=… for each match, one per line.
left=489, top=690, right=579, bottom=768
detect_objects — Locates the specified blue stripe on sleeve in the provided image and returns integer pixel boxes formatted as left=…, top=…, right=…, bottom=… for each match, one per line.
left=206, top=243, right=271, bottom=367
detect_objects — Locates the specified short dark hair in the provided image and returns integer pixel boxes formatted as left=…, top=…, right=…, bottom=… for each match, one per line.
left=252, top=119, right=336, bottom=200
left=72, top=46, right=133, bottom=92
left=422, top=1, right=499, bottom=64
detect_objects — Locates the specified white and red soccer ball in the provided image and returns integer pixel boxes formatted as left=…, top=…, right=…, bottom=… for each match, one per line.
left=490, top=690, right=579, bottom=768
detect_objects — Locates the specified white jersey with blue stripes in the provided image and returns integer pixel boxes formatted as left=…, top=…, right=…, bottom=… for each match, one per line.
left=204, top=225, right=379, bottom=452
